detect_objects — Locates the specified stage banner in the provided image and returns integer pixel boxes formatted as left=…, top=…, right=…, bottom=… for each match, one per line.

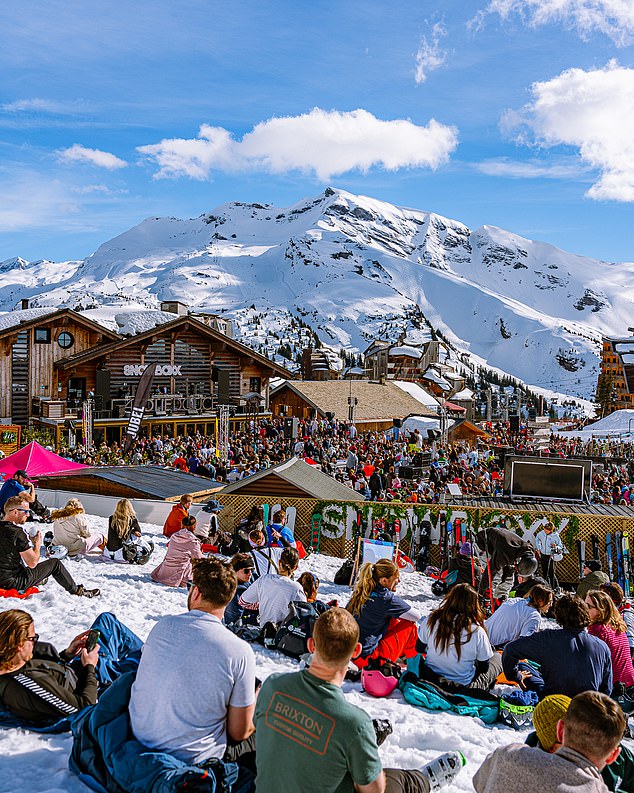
left=123, top=362, right=157, bottom=455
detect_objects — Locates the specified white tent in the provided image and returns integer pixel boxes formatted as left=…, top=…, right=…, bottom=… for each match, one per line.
left=553, top=408, right=634, bottom=439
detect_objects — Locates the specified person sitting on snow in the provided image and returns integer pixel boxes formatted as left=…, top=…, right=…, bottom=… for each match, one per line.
left=524, top=693, right=634, bottom=792
left=255, top=607, right=465, bottom=793
left=474, top=691, right=625, bottom=793
left=502, top=594, right=612, bottom=699
left=0, top=609, right=142, bottom=725
left=417, top=583, right=502, bottom=691
left=484, top=585, right=553, bottom=648
left=346, top=559, right=421, bottom=669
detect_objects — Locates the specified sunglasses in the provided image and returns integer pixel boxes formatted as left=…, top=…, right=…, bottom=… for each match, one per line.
left=186, top=581, right=196, bottom=591
left=25, top=634, right=39, bottom=644
left=12, top=508, right=31, bottom=513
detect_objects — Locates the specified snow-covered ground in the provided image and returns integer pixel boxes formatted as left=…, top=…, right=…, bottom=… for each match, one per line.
left=0, top=516, right=539, bottom=793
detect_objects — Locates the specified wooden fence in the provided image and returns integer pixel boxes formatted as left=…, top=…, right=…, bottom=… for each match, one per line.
left=215, top=493, right=634, bottom=584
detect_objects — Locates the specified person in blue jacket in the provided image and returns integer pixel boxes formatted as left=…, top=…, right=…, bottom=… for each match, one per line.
left=266, top=509, right=296, bottom=548
left=502, top=593, right=612, bottom=699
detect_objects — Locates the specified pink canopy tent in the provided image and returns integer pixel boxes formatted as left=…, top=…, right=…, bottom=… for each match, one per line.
left=0, top=441, right=87, bottom=482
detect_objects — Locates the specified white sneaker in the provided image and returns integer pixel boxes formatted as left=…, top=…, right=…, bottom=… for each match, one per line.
left=420, top=751, right=465, bottom=791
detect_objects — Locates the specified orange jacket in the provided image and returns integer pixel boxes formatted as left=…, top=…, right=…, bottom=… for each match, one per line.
left=163, top=504, right=188, bottom=537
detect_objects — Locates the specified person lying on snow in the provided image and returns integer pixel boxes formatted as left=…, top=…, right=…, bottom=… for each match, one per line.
left=0, top=610, right=142, bottom=725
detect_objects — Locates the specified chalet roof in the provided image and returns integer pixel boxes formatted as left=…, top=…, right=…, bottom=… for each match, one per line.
left=54, top=315, right=293, bottom=377
left=445, top=495, right=633, bottom=518
left=36, top=465, right=223, bottom=500
left=271, top=379, right=438, bottom=420
left=221, top=457, right=365, bottom=501
left=0, top=307, right=120, bottom=340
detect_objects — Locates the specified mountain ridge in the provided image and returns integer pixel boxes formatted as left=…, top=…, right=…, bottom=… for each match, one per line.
left=1, top=187, right=632, bottom=402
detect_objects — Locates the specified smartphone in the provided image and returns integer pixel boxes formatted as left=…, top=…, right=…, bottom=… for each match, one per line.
left=85, top=629, right=100, bottom=652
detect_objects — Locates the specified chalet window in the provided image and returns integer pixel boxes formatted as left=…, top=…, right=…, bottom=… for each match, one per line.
left=57, top=331, right=74, bottom=349
left=34, top=327, right=50, bottom=344
left=249, top=377, right=261, bottom=393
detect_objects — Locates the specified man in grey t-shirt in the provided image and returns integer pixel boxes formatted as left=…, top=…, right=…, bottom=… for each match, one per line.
left=130, top=557, right=256, bottom=792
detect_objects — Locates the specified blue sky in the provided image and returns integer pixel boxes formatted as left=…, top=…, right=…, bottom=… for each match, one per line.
left=1, top=0, right=633, bottom=263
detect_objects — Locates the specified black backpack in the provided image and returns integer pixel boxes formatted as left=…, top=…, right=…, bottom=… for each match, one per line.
left=274, top=601, right=320, bottom=659
left=334, top=559, right=355, bottom=585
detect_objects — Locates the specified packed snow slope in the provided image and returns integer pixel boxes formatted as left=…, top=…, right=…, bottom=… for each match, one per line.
left=2, top=188, right=633, bottom=400
left=0, top=516, right=533, bottom=793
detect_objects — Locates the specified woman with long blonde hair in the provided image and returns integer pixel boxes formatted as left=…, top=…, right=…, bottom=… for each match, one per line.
left=585, top=589, right=634, bottom=690
left=105, top=498, right=141, bottom=559
left=346, top=558, right=420, bottom=668
left=418, top=583, right=501, bottom=690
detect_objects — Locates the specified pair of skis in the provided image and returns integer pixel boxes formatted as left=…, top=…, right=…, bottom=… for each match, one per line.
left=603, top=532, right=631, bottom=596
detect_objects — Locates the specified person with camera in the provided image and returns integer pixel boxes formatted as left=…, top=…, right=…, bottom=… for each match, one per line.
left=0, top=610, right=142, bottom=725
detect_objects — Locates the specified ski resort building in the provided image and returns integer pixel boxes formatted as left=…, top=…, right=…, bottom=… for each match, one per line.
left=599, top=335, right=634, bottom=411
left=0, top=305, right=291, bottom=445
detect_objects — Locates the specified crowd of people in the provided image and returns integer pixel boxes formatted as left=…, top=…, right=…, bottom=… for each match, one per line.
left=49, top=412, right=634, bottom=511
left=2, top=423, right=634, bottom=791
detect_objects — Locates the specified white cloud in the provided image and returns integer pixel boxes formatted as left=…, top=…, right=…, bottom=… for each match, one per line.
left=481, top=0, right=634, bottom=46
left=57, top=144, right=127, bottom=170
left=1, top=98, right=81, bottom=114
left=137, top=108, right=459, bottom=181
left=475, top=157, right=591, bottom=179
left=503, top=61, right=634, bottom=201
left=415, top=22, right=448, bottom=85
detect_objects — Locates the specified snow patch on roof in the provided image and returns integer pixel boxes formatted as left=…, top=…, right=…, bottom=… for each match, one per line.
left=392, top=379, right=439, bottom=408
left=389, top=345, right=422, bottom=359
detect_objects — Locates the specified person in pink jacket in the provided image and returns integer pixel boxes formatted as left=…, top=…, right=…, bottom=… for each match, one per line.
left=151, top=515, right=203, bottom=587
left=585, top=589, right=634, bottom=691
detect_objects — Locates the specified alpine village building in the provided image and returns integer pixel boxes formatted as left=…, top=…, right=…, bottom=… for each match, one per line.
left=0, top=303, right=292, bottom=446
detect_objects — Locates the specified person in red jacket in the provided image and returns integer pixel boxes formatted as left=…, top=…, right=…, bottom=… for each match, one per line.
left=162, top=494, right=193, bottom=538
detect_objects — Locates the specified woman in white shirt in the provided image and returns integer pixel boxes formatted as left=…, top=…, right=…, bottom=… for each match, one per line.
left=239, top=547, right=306, bottom=627
left=418, top=583, right=502, bottom=690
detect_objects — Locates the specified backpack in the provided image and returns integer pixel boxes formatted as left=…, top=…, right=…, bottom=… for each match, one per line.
left=499, top=690, right=538, bottom=730
left=334, top=559, right=355, bottom=585
left=399, top=672, right=500, bottom=724
left=273, top=601, right=320, bottom=659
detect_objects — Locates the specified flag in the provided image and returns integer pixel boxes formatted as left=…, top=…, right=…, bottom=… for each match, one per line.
left=123, top=362, right=157, bottom=455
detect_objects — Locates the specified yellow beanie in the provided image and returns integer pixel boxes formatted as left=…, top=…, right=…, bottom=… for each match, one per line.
left=533, top=695, right=571, bottom=750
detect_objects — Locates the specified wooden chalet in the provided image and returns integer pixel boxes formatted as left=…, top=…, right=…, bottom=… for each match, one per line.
left=0, top=308, right=120, bottom=426
left=220, top=457, right=365, bottom=501
left=270, top=379, right=438, bottom=432
left=0, top=306, right=292, bottom=446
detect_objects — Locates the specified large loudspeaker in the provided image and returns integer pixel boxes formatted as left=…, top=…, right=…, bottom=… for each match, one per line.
left=427, top=429, right=441, bottom=440
left=95, top=369, right=111, bottom=409
left=393, top=418, right=402, bottom=428
left=217, top=369, right=231, bottom=404
left=399, top=465, right=424, bottom=480
left=509, top=415, right=520, bottom=433
left=283, top=418, right=299, bottom=439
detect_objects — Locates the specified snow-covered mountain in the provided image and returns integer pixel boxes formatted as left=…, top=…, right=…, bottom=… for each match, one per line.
left=2, top=187, right=633, bottom=401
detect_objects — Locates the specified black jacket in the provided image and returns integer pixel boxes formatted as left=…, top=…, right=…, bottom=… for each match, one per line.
left=0, top=641, right=97, bottom=724
left=476, top=527, right=532, bottom=571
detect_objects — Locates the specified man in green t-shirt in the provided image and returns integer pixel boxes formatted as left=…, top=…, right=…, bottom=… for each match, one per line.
left=254, top=608, right=465, bottom=793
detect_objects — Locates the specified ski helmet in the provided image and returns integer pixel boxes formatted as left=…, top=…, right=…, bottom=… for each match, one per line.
left=431, top=579, right=447, bottom=597
left=46, top=544, right=69, bottom=561
left=361, top=666, right=400, bottom=698
left=517, top=552, right=538, bottom=577
left=123, top=537, right=155, bottom=565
